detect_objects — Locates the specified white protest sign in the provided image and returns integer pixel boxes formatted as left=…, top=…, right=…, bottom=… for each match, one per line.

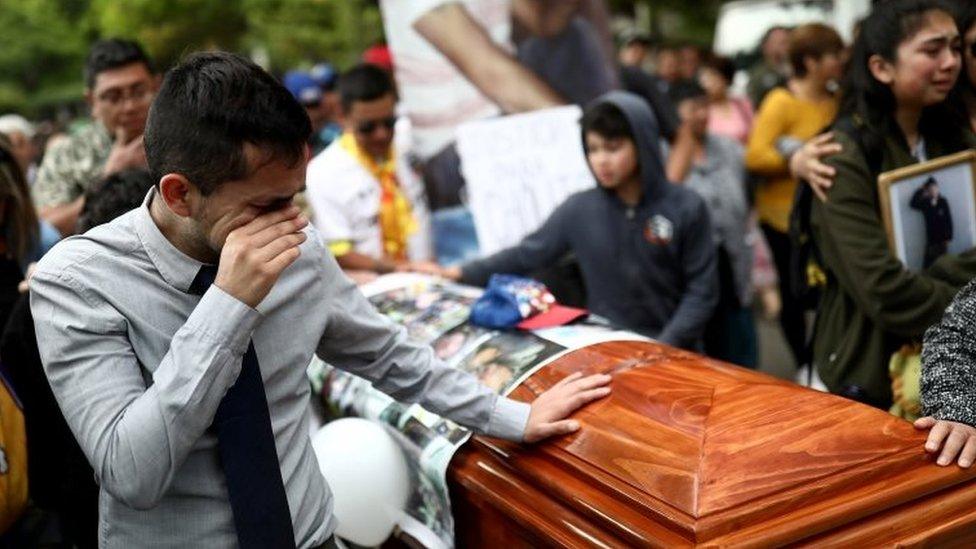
left=456, top=106, right=596, bottom=255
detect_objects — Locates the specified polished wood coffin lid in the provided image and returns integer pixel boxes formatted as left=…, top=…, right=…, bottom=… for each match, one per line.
left=450, top=341, right=976, bottom=546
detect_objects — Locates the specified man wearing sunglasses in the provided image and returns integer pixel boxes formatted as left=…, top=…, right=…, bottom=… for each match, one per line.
left=306, top=64, right=433, bottom=275
left=33, top=39, right=159, bottom=237
left=284, top=70, right=335, bottom=157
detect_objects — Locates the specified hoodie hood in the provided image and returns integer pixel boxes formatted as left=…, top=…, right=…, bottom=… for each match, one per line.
left=583, top=90, right=670, bottom=201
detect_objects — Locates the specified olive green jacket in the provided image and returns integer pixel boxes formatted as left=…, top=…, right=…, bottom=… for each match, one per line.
left=811, top=128, right=976, bottom=407
left=746, top=61, right=787, bottom=110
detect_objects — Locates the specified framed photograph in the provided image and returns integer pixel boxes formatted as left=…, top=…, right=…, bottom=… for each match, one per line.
left=878, top=150, right=976, bottom=272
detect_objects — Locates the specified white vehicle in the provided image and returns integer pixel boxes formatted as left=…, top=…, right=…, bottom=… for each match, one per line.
left=713, top=0, right=871, bottom=57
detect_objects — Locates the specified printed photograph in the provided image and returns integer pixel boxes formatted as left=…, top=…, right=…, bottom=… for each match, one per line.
left=455, top=332, right=565, bottom=393
left=879, top=151, right=976, bottom=272
left=368, top=283, right=477, bottom=343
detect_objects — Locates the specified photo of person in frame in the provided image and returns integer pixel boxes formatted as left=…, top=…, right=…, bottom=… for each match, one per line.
left=881, top=152, right=976, bottom=273
left=910, top=176, right=953, bottom=268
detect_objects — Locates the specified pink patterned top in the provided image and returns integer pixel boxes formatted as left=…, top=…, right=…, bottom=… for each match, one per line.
left=708, top=97, right=754, bottom=145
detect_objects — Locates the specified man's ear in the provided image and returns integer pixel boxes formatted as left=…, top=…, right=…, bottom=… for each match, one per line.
left=158, top=173, right=196, bottom=218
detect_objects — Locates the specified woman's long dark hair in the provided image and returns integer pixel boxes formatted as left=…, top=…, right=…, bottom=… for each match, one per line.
left=837, top=0, right=968, bottom=152
left=0, top=135, right=39, bottom=264
left=948, top=1, right=976, bottom=116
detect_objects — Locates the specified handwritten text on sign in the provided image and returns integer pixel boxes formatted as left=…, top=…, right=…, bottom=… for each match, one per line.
left=456, top=106, right=595, bottom=255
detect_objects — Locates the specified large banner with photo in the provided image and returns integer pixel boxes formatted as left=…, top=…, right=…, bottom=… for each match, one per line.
left=378, top=0, right=616, bottom=263
left=307, top=274, right=645, bottom=548
left=455, top=106, right=597, bottom=254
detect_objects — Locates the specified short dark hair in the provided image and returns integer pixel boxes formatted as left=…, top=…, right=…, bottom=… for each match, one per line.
left=338, top=64, right=396, bottom=113
left=668, top=80, right=707, bottom=106
left=703, top=55, right=737, bottom=85
left=656, top=43, right=681, bottom=56
left=580, top=102, right=633, bottom=142
left=923, top=176, right=939, bottom=189
left=85, top=38, right=155, bottom=89
left=760, top=26, right=791, bottom=50
left=78, top=169, right=155, bottom=232
left=789, top=23, right=845, bottom=77
left=622, top=33, right=651, bottom=48
left=144, top=51, right=311, bottom=195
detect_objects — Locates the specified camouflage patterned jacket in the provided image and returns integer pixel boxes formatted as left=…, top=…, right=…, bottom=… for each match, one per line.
left=32, top=122, right=112, bottom=208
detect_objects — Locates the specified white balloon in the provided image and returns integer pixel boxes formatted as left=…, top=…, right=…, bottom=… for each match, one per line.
left=311, top=418, right=410, bottom=546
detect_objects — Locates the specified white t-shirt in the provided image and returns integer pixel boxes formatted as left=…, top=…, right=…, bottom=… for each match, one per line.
left=380, top=0, right=511, bottom=160
left=305, top=129, right=432, bottom=261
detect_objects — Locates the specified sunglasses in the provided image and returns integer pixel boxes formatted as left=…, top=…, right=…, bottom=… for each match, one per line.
left=355, top=116, right=397, bottom=135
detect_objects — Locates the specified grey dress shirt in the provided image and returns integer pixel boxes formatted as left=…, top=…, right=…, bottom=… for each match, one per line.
left=29, top=189, right=531, bottom=548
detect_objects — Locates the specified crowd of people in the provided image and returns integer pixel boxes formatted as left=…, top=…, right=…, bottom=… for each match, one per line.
left=5, top=0, right=976, bottom=546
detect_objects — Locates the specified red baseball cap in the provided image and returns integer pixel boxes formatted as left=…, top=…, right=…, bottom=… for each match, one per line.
left=363, top=44, right=393, bottom=72
left=516, top=304, right=588, bottom=330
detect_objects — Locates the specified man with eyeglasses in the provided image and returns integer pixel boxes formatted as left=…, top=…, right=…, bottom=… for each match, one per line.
left=33, top=39, right=159, bottom=236
left=305, top=64, right=433, bottom=275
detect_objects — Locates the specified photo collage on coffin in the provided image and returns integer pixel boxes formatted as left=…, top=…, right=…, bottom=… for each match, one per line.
left=306, top=274, right=644, bottom=548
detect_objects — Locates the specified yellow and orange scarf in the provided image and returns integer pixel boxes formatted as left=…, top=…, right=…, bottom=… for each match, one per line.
left=338, top=132, right=417, bottom=261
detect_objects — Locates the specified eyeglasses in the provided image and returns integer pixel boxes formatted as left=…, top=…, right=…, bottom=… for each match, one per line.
left=355, top=116, right=397, bottom=135
left=96, top=86, right=154, bottom=107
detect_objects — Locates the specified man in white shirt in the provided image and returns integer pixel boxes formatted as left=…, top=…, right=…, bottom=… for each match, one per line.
left=306, top=64, right=432, bottom=274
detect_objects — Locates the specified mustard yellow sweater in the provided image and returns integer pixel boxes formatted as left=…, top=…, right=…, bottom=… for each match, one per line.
left=745, top=88, right=837, bottom=233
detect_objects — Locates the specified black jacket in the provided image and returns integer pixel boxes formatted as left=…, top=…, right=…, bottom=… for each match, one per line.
left=910, top=188, right=953, bottom=244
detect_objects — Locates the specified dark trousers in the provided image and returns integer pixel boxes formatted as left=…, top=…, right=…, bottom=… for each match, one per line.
left=704, top=248, right=758, bottom=368
left=923, top=241, right=948, bottom=269
left=761, top=224, right=810, bottom=367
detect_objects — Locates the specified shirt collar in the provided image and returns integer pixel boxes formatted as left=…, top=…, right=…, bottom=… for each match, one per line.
left=133, top=188, right=207, bottom=292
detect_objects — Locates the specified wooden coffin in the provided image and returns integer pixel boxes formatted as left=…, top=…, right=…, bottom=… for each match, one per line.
left=448, top=341, right=976, bottom=547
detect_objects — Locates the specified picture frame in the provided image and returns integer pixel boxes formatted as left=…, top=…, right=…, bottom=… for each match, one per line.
left=877, top=150, right=976, bottom=272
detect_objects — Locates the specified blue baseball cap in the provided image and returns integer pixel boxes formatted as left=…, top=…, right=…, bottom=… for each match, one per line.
left=310, top=63, right=338, bottom=90
left=283, top=71, right=323, bottom=106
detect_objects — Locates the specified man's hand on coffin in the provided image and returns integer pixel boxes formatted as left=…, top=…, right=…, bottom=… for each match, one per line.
left=522, top=372, right=612, bottom=443
left=915, top=416, right=976, bottom=467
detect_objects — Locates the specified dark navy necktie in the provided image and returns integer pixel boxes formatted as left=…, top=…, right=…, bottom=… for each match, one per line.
left=189, top=265, right=295, bottom=549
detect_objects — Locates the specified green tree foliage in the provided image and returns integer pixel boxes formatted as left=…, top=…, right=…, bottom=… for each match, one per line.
left=609, top=0, right=723, bottom=45
left=241, top=0, right=385, bottom=71
left=0, top=0, right=383, bottom=116
left=0, top=0, right=94, bottom=114
left=92, top=0, right=248, bottom=69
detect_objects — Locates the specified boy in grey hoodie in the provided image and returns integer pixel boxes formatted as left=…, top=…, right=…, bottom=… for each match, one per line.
left=443, top=91, right=718, bottom=349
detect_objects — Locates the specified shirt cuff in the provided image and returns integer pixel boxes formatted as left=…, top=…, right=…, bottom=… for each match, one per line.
left=486, top=395, right=531, bottom=442
left=184, top=284, right=261, bottom=355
